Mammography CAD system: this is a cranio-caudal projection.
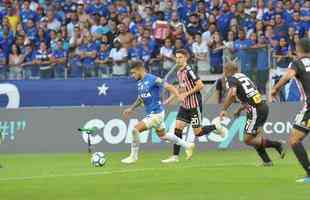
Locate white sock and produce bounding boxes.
[162,134,190,149]
[130,129,140,159]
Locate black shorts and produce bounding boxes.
[244,103,269,135]
[176,106,202,128]
[293,106,310,135]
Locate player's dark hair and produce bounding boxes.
[297,38,310,53]
[130,60,145,70]
[175,49,189,58]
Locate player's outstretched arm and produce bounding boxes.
[271,68,296,100]
[164,83,184,102]
[123,97,143,119]
[163,94,176,105]
[234,105,246,118]
[184,79,204,97]
[220,87,237,119]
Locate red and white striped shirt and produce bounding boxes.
[177,66,202,109]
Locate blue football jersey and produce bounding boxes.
[137,73,164,115]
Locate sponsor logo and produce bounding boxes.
[0,120,27,141]
[140,92,151,98]
[81,112,292,148]
[0,83,20,108]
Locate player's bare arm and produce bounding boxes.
[123,97,143,118]
[183,79,204,97]
[155,77,183,103]
[164,83,184,102]
[271,68,296,99]
[234,104,246,118]
[163,94,176,105]
[220,87,237,119]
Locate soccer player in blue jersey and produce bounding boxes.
[121,60,195,164]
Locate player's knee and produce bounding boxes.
[244,135,254,146]
[289,134,301,147]
[175,120,186,130]
[133,127,140,135]
[244,137,252,145]
[159,132,170,140]
[132,128,140,143]
[158,132,165,138]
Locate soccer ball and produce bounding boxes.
[91,152,106,167]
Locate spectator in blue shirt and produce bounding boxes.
[79,35,97,78]
[46,9,61,32]
[247,9,258,33]
[33,42,52,79]
[274,37,292,69]
[54,1,66,23]
[36,27,50,48]
[163,0,174,21]
[128,38,142,61]
[0,46,7,80]
[86,0,109,17]
[186,13,203,36]
[0,30,14,58]
[139,37,153,66]
[275,1,293,24]
[130,14,145,37]
[177,0,197,22]
[300,1,310,17]
[262,1,275,23]
[25,19,38,42]
[20,0,39,25]
[22,43,37,80]
[255,34,269,95]
[96,42,111,78]
[273,37,294,101]
[217,2,234,40]
[142,29,157,55]
[233,29,253,76]
[208,31,224,74]
[97,16,111,36]
[291,11,306,37]
[236,2,252,31]
[274,14,289,39]
[51,40,66,79]
[49,30,58,51]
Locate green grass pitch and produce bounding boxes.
[0,149,309,200]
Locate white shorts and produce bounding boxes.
[142,112,166,130]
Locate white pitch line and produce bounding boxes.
[0,162,256,182]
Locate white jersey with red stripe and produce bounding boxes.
[177,65,202,109]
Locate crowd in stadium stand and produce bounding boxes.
[0,0,309,81]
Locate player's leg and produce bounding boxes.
[161,119,187,163]
[193,124,227,138]
[243,105,273,166]
[0,130,2,168]
[290,128,310,182]
[290,108,310,183]
[244,131,273,166]
[121,121,148,164]
[156,128,195,160]
[258,104,285,158]
[192,107,227,138]
[162,106,190,163]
